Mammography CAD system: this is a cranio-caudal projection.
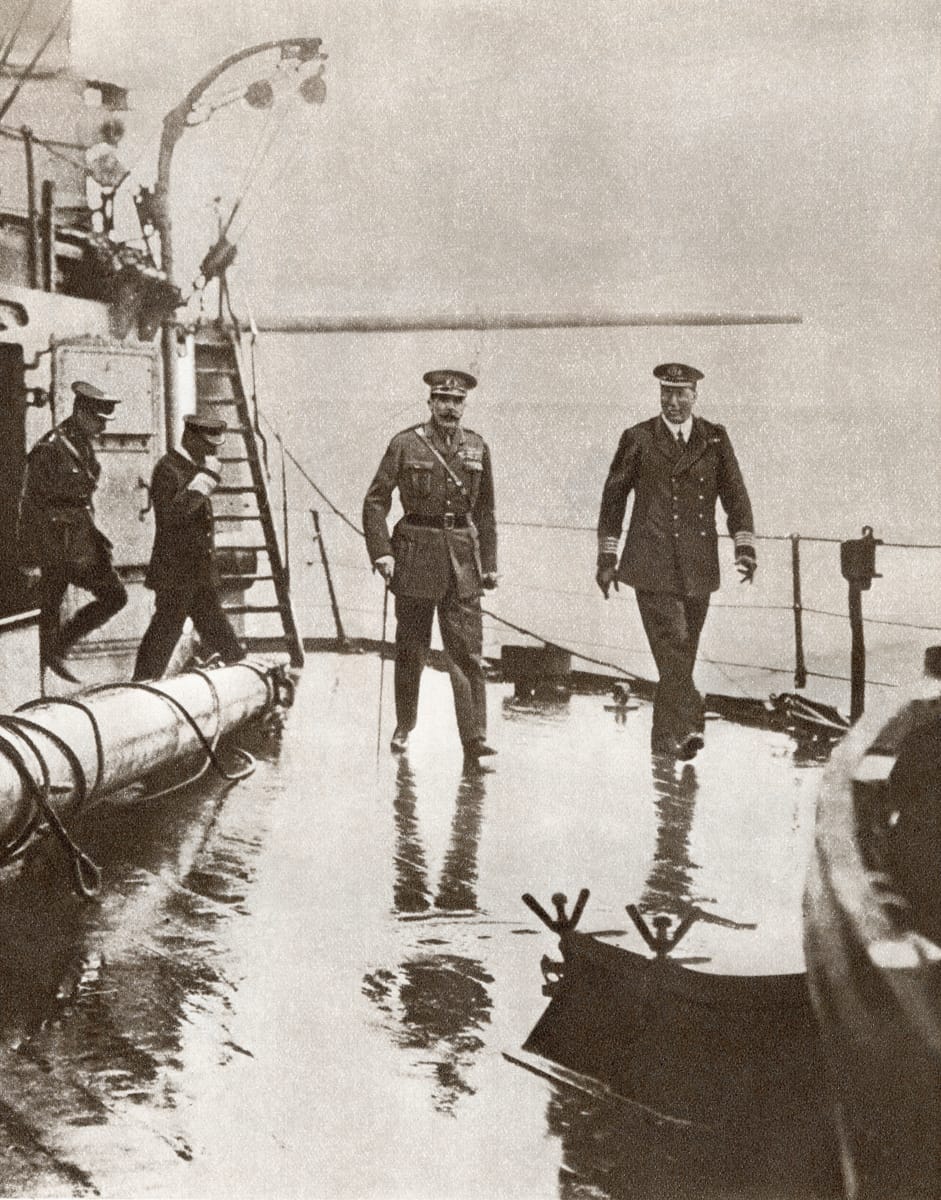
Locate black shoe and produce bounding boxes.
[390,726,410,753]
[675,732,705,761]
[45,655,81,684]
[463,739,497,758]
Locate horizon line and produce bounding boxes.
[248,311,804,335]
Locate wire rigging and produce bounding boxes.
[219,92,294,242]
[0,0,38,76]
[0,1,68,124]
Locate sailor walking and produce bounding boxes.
[17,380,128,682]
[133,413,244,680]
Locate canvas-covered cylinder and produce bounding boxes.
[0,662,276,843]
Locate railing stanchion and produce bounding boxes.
[840,526,882,723]
[310,509,348,648]
[277,432,290,589]
[790,533,807,689]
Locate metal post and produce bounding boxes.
[840,526,881,724]
[310,509,347,646]
[790,533,807,689]
[848,583,865,723]
[277,433,290,589]
[40,179,55,292]
[21,127,39,288]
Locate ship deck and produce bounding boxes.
[0,650,838,1198]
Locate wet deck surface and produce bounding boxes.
[0,653,839,1198]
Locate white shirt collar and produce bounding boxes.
[661,414,693,440]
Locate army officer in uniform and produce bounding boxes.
[17,380,128,682]
[595,363,756,759]
[133,413,244,681]
[363,369,497,759]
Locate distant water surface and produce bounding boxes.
[250,329,940,707]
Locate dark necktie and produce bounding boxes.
[675,429,685,452]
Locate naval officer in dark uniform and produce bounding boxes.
[133,413,244,681]
[363,369,498,758]
[596,363,756,759]
[17,380,128,682]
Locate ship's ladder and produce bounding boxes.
[193,327,304,667]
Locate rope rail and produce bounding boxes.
[236,358,935,705]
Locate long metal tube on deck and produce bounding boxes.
[0,663,277,843]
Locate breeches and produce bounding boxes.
[635,590,710,744]
[394,590,486,745]
[40,556,127,659]
[133,584,243,681]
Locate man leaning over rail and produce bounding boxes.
[595,362,756,760]
[363,369,498,761]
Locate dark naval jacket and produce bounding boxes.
[17,415,111,570]
[363,422,497,601]
[143,449,218,593]
[597,415,754,596]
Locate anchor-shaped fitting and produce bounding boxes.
[521,888,590,935]
[626,904,697,959]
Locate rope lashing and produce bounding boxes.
[0,714,100,898]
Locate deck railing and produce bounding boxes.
[250,407,941,720]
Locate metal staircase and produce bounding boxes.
[193,327,304,667]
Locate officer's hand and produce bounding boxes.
[187,471,218,497]
[373,555,394,583]
[595,564,619,599]
[20,566,40,584]
[202,454,222,477]
[736,556,757,584]
[481,572,498,590]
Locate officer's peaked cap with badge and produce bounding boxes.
[183,413,227,446]
[422,369,477,398]
[71,379,121,420]
[653,362,704,389]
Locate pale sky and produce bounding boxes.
[64,0,940,410]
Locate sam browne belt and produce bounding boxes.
[404,514,470,529]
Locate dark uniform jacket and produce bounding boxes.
[17,416,111,570]
[143,450,218,593]
[363,422,497,601]
[598,415,754,596]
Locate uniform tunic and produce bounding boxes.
[363,422,497,746]
[17,415,127,661]
[133,449,242,680]
[597,414,754,747]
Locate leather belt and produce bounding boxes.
[405,514,469,529]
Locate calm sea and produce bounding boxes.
[251,328,940,711]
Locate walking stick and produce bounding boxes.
[376,581,389,761]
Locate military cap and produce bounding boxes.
[71,379,121,419]
[422,369,477,397]
[183,413,227,445]
[653,362,704,388]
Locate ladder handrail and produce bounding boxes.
[193,328,304,668]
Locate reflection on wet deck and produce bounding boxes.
[0,652,836,1198]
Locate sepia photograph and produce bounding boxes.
[0,1,937,1196]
